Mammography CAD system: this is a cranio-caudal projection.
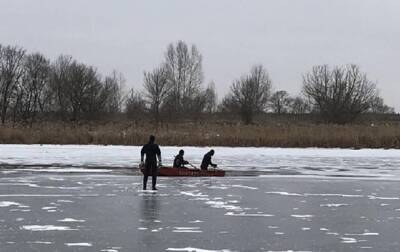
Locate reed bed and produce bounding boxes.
[1,121,400,148]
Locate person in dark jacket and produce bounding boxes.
[173,149,189,168]
[200,149,217,170]
[141,135,162,190]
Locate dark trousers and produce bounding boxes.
[143,161,157,190]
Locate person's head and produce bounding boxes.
[149,135,155,143]
[179,149,184,156]
[209,149,215,156]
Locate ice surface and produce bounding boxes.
[1,173,399,251]
[166,248,235,252]
[58,218,85,222]
[320,203,349,207]
[341,237,358,243]
[27,241,53,244]
[0,201,26,207]
[291,215,313,219]
[65,242,92,247]
[2,144,400,179]
[173,227,203,233]
[20,225,77,231]
[225,212,274,217]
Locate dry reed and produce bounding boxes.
[1,121,400,148]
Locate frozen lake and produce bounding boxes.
[1,145,400,179]
[1,145,400,251]
[1,173,400,251]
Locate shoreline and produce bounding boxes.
[0,143,400,150]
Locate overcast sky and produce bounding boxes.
[0,0,399,110]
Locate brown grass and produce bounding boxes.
[1,121,400,148]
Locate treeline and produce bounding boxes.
[0,41,395,126]
[0,45,124,125]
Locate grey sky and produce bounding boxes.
[1,0,399,110]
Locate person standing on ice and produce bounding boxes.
[200,149,217,170]
[173,149,189,168]
[141,135,162,190]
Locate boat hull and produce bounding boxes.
[140,166,225,177]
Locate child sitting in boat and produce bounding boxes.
[173,149,189,168]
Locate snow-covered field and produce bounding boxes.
[1,144,400,179]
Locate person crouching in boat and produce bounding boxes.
[173,149,189,168]
[200,149,217,170]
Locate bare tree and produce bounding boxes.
[143,65,169,123]
[203,81,217,114]
[103,70,125,114]
[222,65,272,124]
[49,55,73,119]
[289,96,311,114]
[15,53,50,124]
[67,62,102,120]
[220,94,240,114]
[368,96,395,114]
[270,90,291,114]
[125,89,147,119]
[0,45,25,124]
[50,55,109,121]
[163,41,204,114]
[303,64,378,124]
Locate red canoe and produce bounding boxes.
[140,166,225,177]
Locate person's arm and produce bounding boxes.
[140,146,145,164]
[156,146,162,166]
[157,154,162,166]
[209,155,217,168]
